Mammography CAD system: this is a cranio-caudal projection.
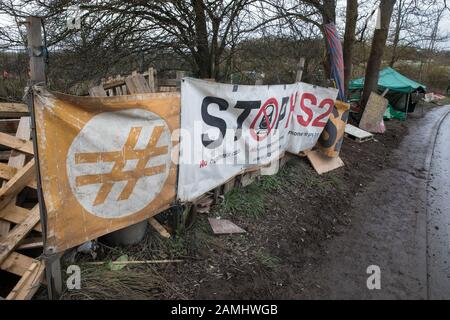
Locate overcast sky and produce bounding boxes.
[440,10,450,49]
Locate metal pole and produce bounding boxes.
[405,92,410,120]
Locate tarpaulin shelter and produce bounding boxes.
[349,67,426,118]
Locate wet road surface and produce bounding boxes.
[307,105,450,299]
[427,109,450,299]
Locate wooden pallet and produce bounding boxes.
[92,68,186,97]
[0,103,29,119]
[344,124,374,143]
[0,117,44,300]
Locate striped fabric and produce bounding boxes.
[324,23,345,101]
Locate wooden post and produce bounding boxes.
[88,85,107,97]
[148,67,156,93]
[296,57,306,82]
[25,16,62,300]
[176,71,186,90]
[26,17,45,85]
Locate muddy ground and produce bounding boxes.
[41,104,433,300]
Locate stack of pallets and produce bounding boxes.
[89,68,186,96]
[0,103,44,300]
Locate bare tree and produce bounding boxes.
[361,0,396,109]
[0,1,281,79]
[388,0,446,67]
[343,0,358,96]
[268,0,337,78]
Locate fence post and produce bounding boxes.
[296,57,306,82]
[148,67,156,93]
[25,16,63,300]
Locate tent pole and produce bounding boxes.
[405,93,410,120]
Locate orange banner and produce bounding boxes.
[34,89,179,252]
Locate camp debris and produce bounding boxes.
[359,92,389,133]
[208,217,246,235]
[306,150,345,175]
[350,67,427,117]
[384,105,406,121]
[345,124,374,143]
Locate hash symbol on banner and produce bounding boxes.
[74,125,168,206]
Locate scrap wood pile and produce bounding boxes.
[89,68,186,97]
[0,102,44,300]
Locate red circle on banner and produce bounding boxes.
[250,98,279,141]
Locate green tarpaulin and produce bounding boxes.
[349,67,426,94]
[384,104,406,121]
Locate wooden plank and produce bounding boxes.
[159,86,178,92]
[147,67,156,93]
[148,217,171,238]
[86,259,183,266]
[223,178,236,194]
[240,170,259,187]
[0,159,35,210]
[0,205,40,265]
[18,239,43,250]
[306,150,344,175]
[0,203,42,232]
[0,117,32,237]
[114,85,123,96]
[125,73,152,94]
[0,252,34,277]
[360,92,389,133]
[0,163,37,189]
[208,218,246,235]
[0,103,29,118]
[88,85,107,97]
[0,119,20,134]
[0,132,34,155]
[102,79,126,90]
[345,124,374,143]
[102,75,126,90]
[196,194,214,212]
[6,260,45,300]
[158,79,178,87]
[0,162,17,178]
[0,150,12,161]
[213,186,221,204]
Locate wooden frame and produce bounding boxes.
[93,68,184,97]
[0,120,44,300]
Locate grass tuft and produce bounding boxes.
[254,249,281,269]
[216,183,266,218]
[60,265,184,300]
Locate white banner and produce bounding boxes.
[178,78,338,201]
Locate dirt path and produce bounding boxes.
[302,106,450,299]
[58,105,450,301]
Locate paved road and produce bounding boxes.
[308,105,450,299]
[427,108,450,299]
